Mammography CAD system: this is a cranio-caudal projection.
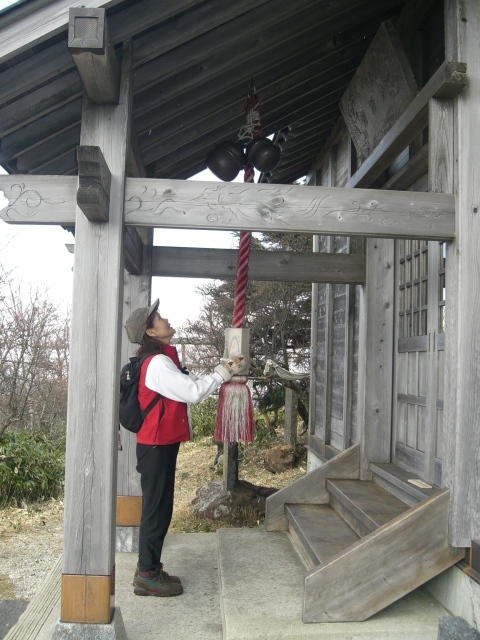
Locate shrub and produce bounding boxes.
[190,396,218,440]
[0,430,65,506]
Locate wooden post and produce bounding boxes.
[116,228,152,540]
[358,238,395,479]
[443,0,480,547]
[59,42,132,625]
[284,387,298,445]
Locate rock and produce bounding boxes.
[191,480,278,524]
[263,443,307,473]
[438,617,480,639]
[264,445,296,473]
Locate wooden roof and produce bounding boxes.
[0,0,406,183]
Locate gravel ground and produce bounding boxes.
[0,437,306,603]
[0,499,63,601]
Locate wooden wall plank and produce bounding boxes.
[442,0,480,548]
[62,43,132,577]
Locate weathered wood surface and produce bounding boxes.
[265,443,359,531]
[0,0,123,66]
[62,43,132,577]
[346,61,467,189]
[117,228,152,499]
[321,237,334,445]
[340,21,418,163]
[76,145,111,221]
[326,479,409,537]
[124,179,455,239]
[0,176,77,224]
[286,504,359,566]
[68,8,120,105]
[284,388,298,445]
[382,143,429,191]
[303,489,464,622]
[443,0,480,548]
[358,239,395,478]
[151,246,366,284]
[0,177,456,240]
[0,0,204,67]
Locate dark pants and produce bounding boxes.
[136,442,180,572]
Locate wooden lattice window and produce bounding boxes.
[399,239,428,338]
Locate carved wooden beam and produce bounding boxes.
[68,8,120,105]
[124,179,455,240]
[76,145,111,221]
[151,246,366,283]
[0,176,455,240]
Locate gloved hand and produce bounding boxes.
[214,355,247,382]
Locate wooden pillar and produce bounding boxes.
[60,43,132,624]
[308,233,320,446]
[116,228,152,534]
[358,238,395,479]
[443,0,480,547]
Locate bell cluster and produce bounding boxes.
[206,137,281,182]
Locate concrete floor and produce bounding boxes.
[15,528,451,640]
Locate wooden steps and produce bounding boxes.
[265,448,465,623]
[326,479,409,537]
[286,504,359,567]
[370,462,441,507]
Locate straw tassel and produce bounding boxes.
[214,376,254,443]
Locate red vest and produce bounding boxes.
[137,345,190,445]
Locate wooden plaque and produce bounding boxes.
[340,21,418,163]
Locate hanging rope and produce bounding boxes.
[214,86,261,444]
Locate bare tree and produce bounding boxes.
[0,262,70,439]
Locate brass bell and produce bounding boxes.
[245,137,281,173]
[206,141,246,182]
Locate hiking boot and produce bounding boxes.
[134,569,183,597]
[132,562,181,586]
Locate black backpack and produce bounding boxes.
[119,355,161,433]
